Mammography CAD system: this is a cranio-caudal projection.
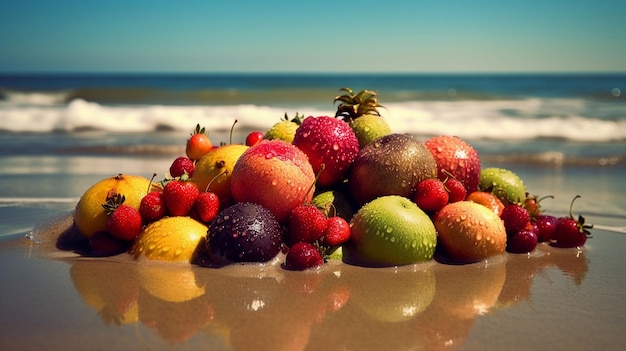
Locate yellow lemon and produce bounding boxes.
[129,216,207,263]
[137,264,206,303]
[74,173,157,238]
[192,144,248,206]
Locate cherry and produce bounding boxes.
[506,228,538,254]
[533,214,558,242]
[444,177,467,203]
[322,216,351,247]
[169,156,195,178]
[284,242,323,271]
[500,204,530,234]
[245,131,265,146]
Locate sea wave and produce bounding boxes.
[0,97,625,142]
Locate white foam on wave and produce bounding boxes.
[0,98,624,142]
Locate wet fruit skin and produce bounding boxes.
[434,201,507,263]
[207,202,284,265]
[230,140,316,223]
[348,133,437,206]
[284,242,324,271]
[478,167,527,205]
[424,135,482,194]
[74,174,156,238]
[506,228,538,254]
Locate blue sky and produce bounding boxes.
[1,0,625,73]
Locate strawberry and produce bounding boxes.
[245,131,265,146]
[169,156,195,178]
[552,195,593,248]
[194,191,220,223]
[186,124,213,161]
[413,178,449,213]
[265,112,303,143]
[287,204,328,245]
[162,174,200,216]
[322,216,351,247]
[103,194,143,241]
[444,177,467,203]
[500,204,531,235]
[424,135,481,194]
[284,242,324,271]
[292,116,359,188]
[139,191,166,223]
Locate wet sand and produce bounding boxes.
[0,200,624,351]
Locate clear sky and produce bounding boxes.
[1,0,625,73]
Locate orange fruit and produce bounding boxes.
[192,144,248,207]
[466,191,505,216]
[74,174,157,238]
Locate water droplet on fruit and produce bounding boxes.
[390,237,396,242]
[476,233,482,240]
[332,143,339,151]
[161,246,170,253]
[174,248,183,256]
[460,214,467,221]
[265,153,274,159]
[271,179,278,186]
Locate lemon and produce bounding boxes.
[137,264,206,303]
[129,216,207,263]
[192,144,248,205]
[74,173,156,238]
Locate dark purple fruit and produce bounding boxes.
[207,202,283,264]
[506,228,538,254]
[533,214,557,242]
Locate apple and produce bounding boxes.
[346,195,437,267]
[478,167,527,205]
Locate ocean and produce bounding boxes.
[1,73,625,237]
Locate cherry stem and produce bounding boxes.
[537,195,555,203]
[569,194,581,219]
[147,172,157,194]
[205,170,228,192]
[229,119,238,145]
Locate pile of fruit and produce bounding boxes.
[72,88,593,270]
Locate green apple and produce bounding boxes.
[347,195,437,267]
[478,167,527,205]
[349,114,392,148]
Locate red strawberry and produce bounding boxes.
[139,191,166,223]
[444,177,467,203]
[292,116,359,188]
[284,242,324,270]
[322,216,351,247]
[287,204,328,245]
[169,156,195,178]
[103,194,143,241]
[245,131,265,146]
[194,191,220,223]
[424,135,481,194]
[413,178,449,213]
[162,174,200,216]
[552,195,592,248]
[500,204,530,235]
[186,124,213,161]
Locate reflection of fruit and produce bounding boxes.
[129,216,207,263]
[192,144,248,207]
[349,267,435,323]
[230,140,316,222]
[74,174,155,238]
[137,264,206,303]
[478,167,527,205]
[434,259,507,319]
[434,201,506,263]
[348,133,436,206]
[69,260,140,326]
[348,195,437,266]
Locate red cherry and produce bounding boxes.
[413,178,449,213]
[284,242,323,271]
[245,131,265,146]
[169,156,195,178]
[444,177,467,203]
[506,228,538,254]
[322,216,351,247]
[551,195,593,248]
[195,191,220,223]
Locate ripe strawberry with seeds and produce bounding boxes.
[292,116,359,188]
[322,216,351,247]
[413,178,449,213]
[284,242,324,271]
[162,174,200,216]
[186,124,213,161]
[103,194,143,241]
[552,195,593,248]
[169,156,195,178]
[194,191,220,223]
[287,204,328,246]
